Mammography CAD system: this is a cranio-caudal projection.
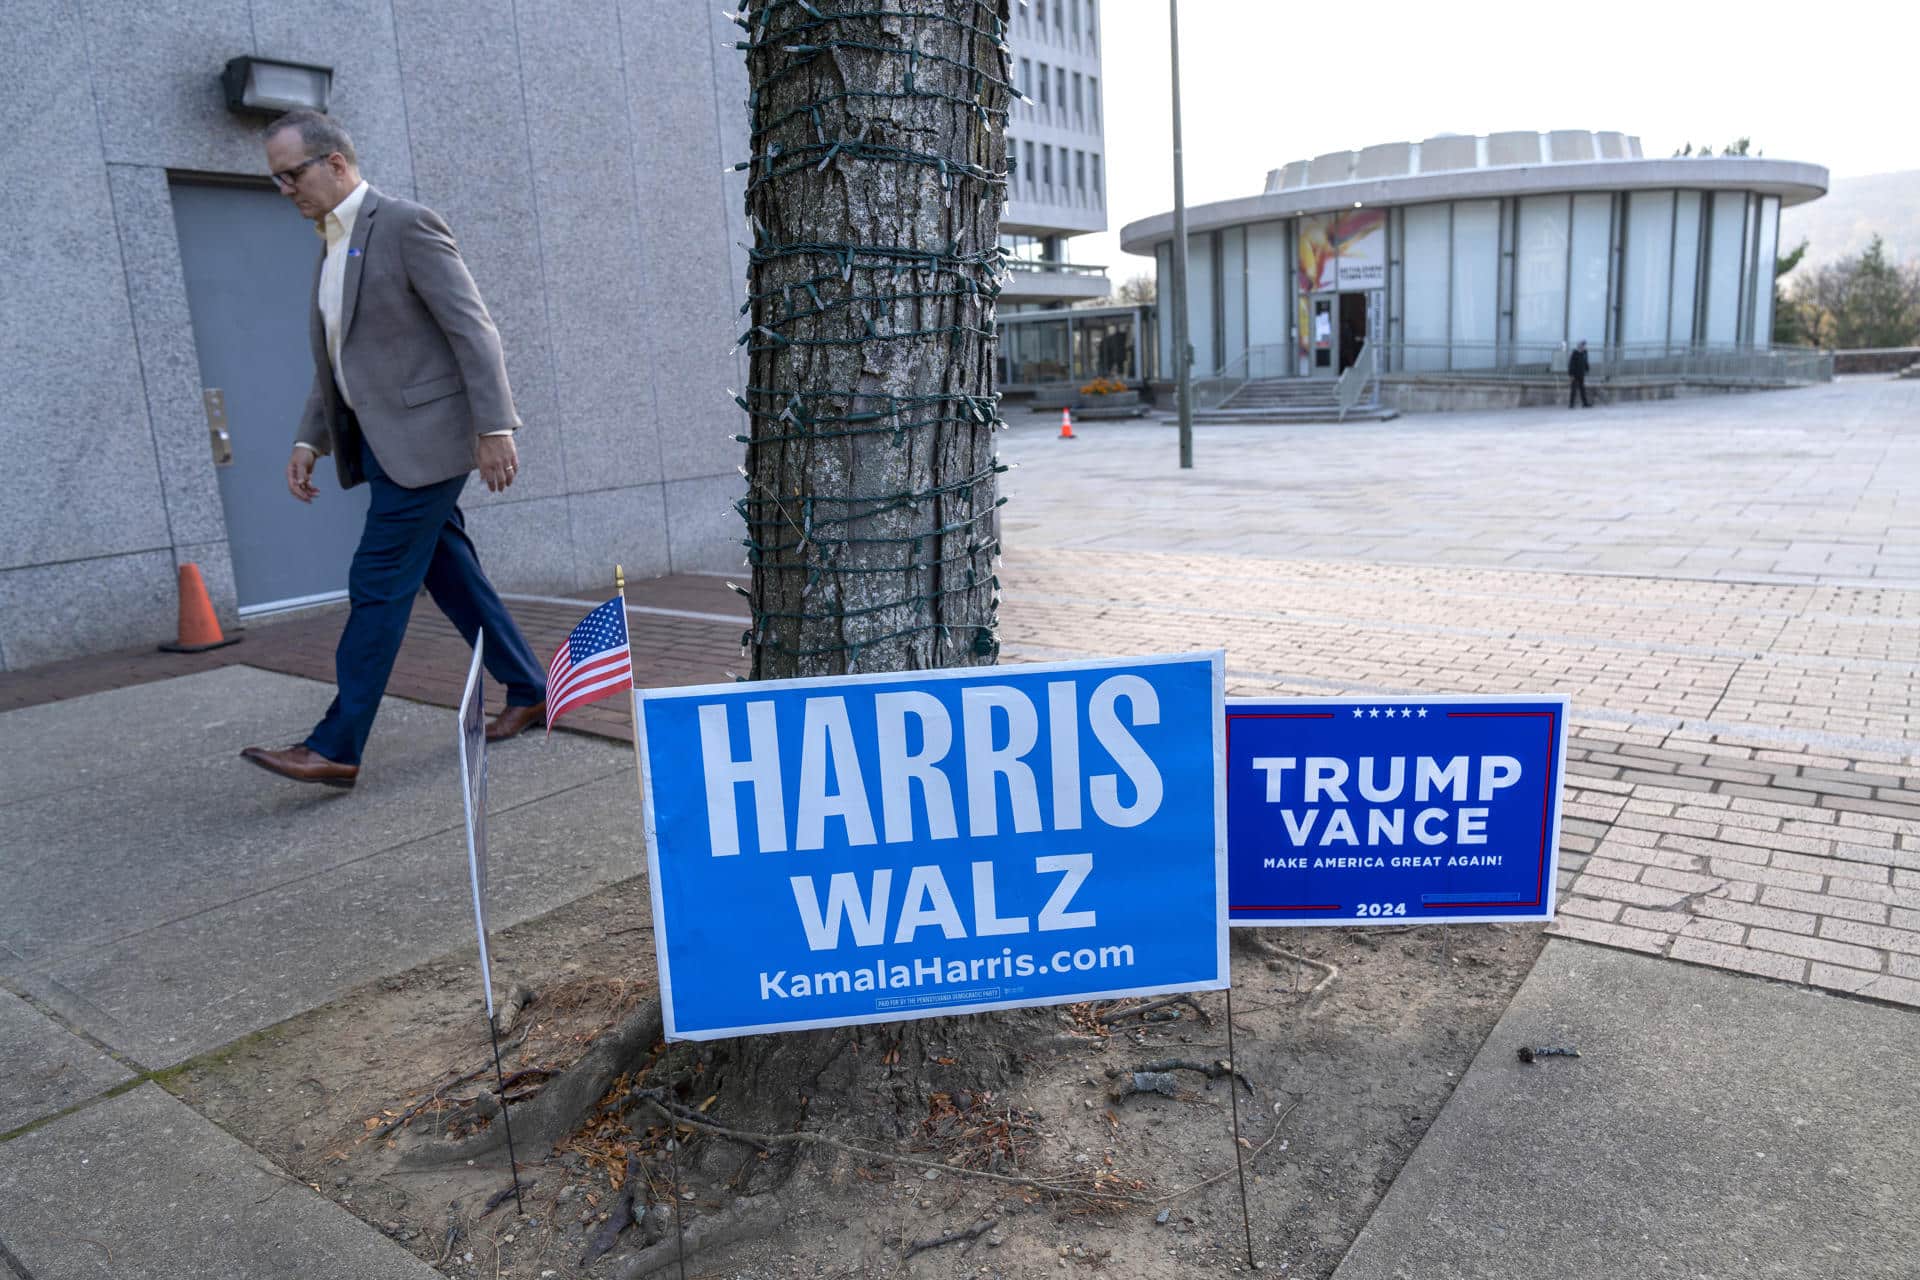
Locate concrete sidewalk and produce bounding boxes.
[1333,940,1920,1280]
[0,668,651,1277]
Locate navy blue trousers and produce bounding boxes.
[306,445,545,766]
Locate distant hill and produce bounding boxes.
[1779,169,1920,278]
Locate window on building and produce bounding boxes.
[1620,191,1675,347]
[1054,0,1063,34]
[1041,144,1052,195]
[1091,153,1102,198]
[1076,150,1086,201]
[1670,191,1703,345]
[1056,67,1067,124]
[1023,141,1036,196]
[1089,76,1100,125]
[1000,235,1065,267]
[1020,58,1032,106]
[1072,72,1083,126]
[1036,61,1048,109]
[1070,0,1080,40]
[1087,0,1097,49]
[1035,0,1046,35]
[1569,192,1612,349]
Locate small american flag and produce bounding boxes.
[546,597,632,732]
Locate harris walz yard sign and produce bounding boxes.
[636,654,1227,1041]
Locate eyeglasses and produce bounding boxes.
[270,154,329,190]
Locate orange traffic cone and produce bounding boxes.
[1058,407,1077,440]
[160,562,241,653]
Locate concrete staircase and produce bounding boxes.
[1195,376,1399,423]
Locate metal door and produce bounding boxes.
[1309,294,1337,376]
[170,180,368,612]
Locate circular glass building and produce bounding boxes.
[1121,131,1827,389]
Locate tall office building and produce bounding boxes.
[1002,0,1109,311]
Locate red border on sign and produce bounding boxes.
[1226,706,1559,916]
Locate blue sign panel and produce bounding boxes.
[1227,697,1567,926]
[638,653,1227,1040]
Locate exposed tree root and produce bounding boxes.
[1108,1058,1254,1096]
[907,1217,997,1258]
[1097,994,1210,1026]
[479,1177,534,1219]
[1237,933,1341,997]
[581,1152,645,1266]
[492,983,535,1037]
[609,1193,784,1280]
[401,997,662,1167]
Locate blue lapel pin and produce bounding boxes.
[348,247,362,257]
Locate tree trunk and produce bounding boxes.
[740,0,1009,678]
[698,0,1019,1157]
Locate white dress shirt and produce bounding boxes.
[318,180,371,411]
[294,181,510,460]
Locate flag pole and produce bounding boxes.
[618,566,646,804]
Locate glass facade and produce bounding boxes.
[1246,220,1291,364]
[998,306,1155,387]
[1620,191,1674,346]
[1186,232,1216,378]
[1750,195,1779,347]
[1515,195,1570,353]
[1567,193,1611,350]
[1150,186,1783,378]
[1703,191,1747,346]
[1220,226,1247,369]
[1451,200,1500,367]
[1401,204,1449,371]
[1669,191,1702,345]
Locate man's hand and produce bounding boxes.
[287,448,318,503]
[477,434,520,493]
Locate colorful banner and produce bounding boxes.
[1296,209,1387,293]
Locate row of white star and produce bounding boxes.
[1352,707,1430,718]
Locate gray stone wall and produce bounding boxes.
[0,0,750,670]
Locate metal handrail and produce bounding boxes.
[1336,342,1376,420]
[1003,259,1108,277]
[1378,340,1833,384]
[1192,342,1295,409]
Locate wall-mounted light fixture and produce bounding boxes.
[222,56,333,116]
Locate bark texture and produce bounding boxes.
[740,0,1010,679]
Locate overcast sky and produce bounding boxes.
[1077,0,1920,279]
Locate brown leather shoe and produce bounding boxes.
[486,701,546,742]
[240,744,359,788]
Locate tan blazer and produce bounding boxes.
[295,187,520,490]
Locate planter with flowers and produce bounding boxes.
[1071,375,1145,418]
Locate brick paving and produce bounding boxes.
[3,381,1914,1008]
[0,575,749,741]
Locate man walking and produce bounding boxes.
[241,111,546,789]
[1568,339,1592,409]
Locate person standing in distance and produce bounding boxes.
[1568,339,1592,409]
[241,111,547,789]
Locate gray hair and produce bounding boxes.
[268,109,358,166]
